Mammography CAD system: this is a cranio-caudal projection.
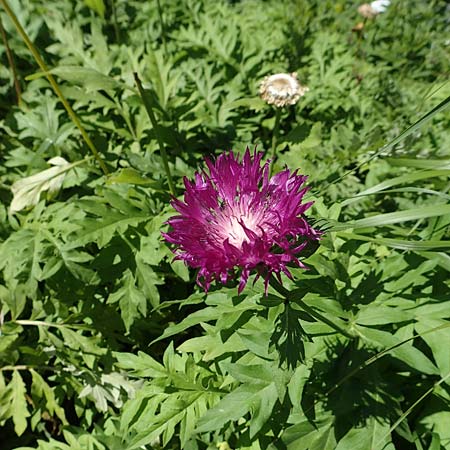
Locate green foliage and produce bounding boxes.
[0,0,449,449]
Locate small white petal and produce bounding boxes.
[10,157,71,213]
[370,0,390,13]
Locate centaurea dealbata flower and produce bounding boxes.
[163,149,321,293]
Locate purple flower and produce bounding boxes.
[163,149,321,293]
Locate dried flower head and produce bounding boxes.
[259,72,309,107]
[358,3,377,18]
[163,149,321,293]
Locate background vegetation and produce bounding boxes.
[0,0,449,449]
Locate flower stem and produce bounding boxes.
[0,13,21,105]
[0,0,109,175]
[270,107,282,175]
[155,0,168,56]
[269,275,353,338]
[134,73,176,196]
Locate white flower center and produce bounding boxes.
[223,213,260,248]
[265,74,298,98]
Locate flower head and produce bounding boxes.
[259,72,309,108]
[358,0,390,18]
[163,149,321,293]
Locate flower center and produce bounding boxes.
[222,213,260,248]
[268,78,293,96]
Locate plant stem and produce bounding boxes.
[269,275,353,338]
[155,0,167,56]
[270,107,282,175]
[0,364,60,372]
[110,0,120,43]
[316,94,450,196]
[376,370,450,448]
[134,72,176,196]
[0,13,21,104]
[0,0,109,175]
[14,319,89,329]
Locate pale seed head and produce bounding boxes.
[259,72,309,108]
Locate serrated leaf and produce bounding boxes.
[71,202,148,248]
[11,370,30,436]
[114,351,166,378]
[108,269,147,331]
[195,382,278,437]
[31,370,67,424]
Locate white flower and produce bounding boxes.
[10,156,71,213]
[358,0,390,18]
[259,72,309,108]
[370,0,390,13]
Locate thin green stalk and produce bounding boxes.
[270,107,282,175]
[316,94,450,196]
[269,275,353,338]
[325,322,450,399]
[134,72,175,195]
[298,322,450,421]
[14,319,90,330]
[110,0,120,43]
[0,13,21,104]
[155,0,167,56]
[0,0,109,175]
[0,364,60,372]
[375,370,450,448]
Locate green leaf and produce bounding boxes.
[225,97,267,112]
[332,204,450,231]
[356,305,414,326]
[335,419,394,450]
[415,319,450,377]
[152,295,263,345]
[31,370,67,424]
[418,251,450,272]
[11,370,30,436]
[357,326,438,375]
[222,362,288,401]
[28,66,123,92]
[70,200,148,248]
[178,332,247,361]
[387,158,450,170]
[288,365,311,408]
[106,168,161,188]
[114,351,166,378]
[342,169,450,206]
[195,382,278,438]
[338,233,450,251]
[84,0,105,18]
[274,417,333,449]
[108,269,147,331]
[135,255,162,308]
[310,423,337,450]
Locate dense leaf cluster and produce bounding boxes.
[0,0,449,449]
